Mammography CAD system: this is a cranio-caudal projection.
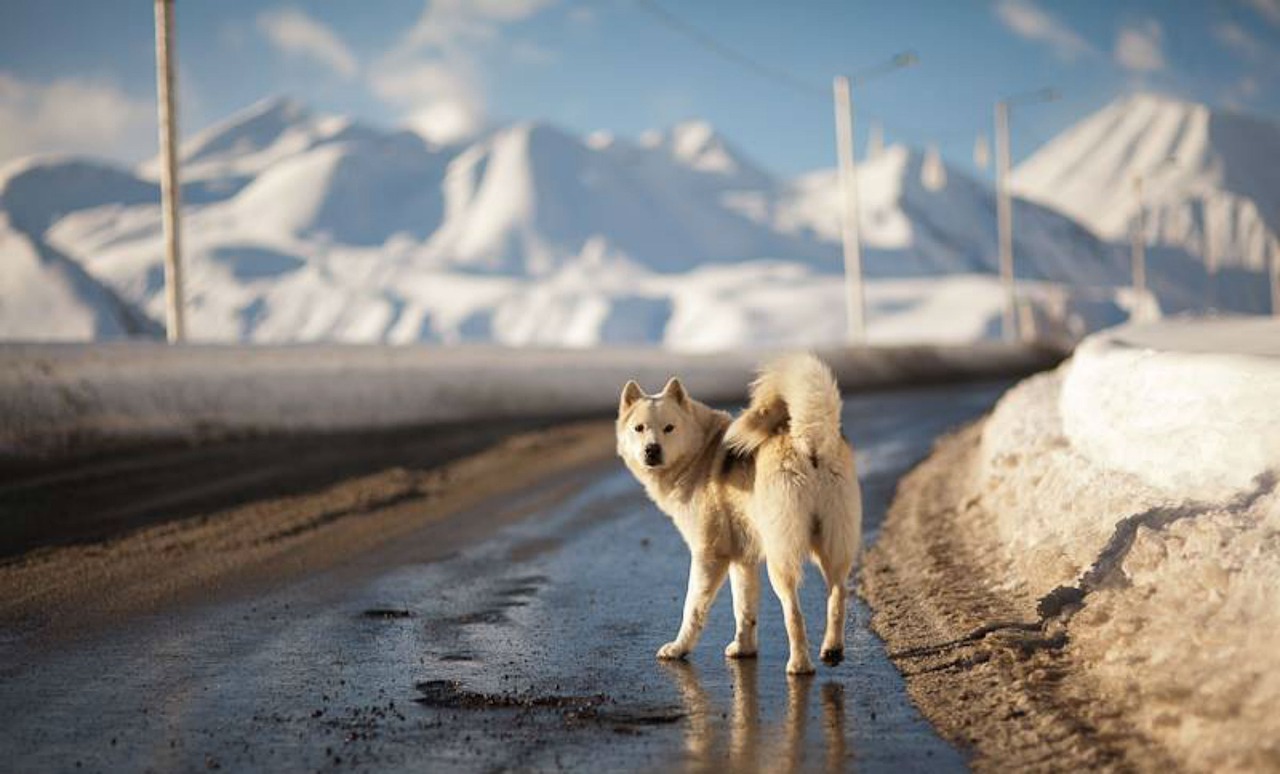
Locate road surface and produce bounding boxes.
[0,381,1008,772]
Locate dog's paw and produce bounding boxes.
[724,641,758,659]
[820,646,845,666]
[786,655,816,675]
[656,641,690,660]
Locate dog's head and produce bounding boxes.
[616,377,701,474]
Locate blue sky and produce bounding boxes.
[1,0,1278,179]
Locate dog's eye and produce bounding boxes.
[664,424,675,434]
[634,424,644,433]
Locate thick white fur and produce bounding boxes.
[617,354,862,675]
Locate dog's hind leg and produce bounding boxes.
[766,561,815,675]
[658,555,729,660]
[816,553,852,665]
[724,562,760,658]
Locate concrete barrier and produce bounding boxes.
[0,341,1064,461]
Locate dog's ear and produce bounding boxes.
[619,380,644,413]
[660,377,688,407]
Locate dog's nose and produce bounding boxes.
[643,443,663,466]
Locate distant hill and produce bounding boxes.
[5,93,1266,345]
[1013,93,1278,312]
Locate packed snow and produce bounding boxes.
[1061,319,1280,501]
[7,94,1265,348]
[971,317,1280,771]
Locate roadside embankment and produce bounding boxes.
[0,340,1060,461]
[864,317,1280,772]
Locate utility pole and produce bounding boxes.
[830,51,917,346]
[833,75,864,345]
[1205,205,1217,311]
[1271,237,1279,317]
[1131,174,1147,298]
[994,100,1015,341]
[993,87,1058,342]
[154,0,186,342]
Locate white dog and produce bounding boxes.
[616,353,862,674]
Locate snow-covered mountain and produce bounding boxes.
[0,157,161,339]
[5,94,1250,347]
[1013,94,1279,294]
[772,144,1123,286]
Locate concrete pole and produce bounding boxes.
[1204,204,1217,311]
[1271,237,1279,317]
[1131,175,1147,297]
[994,101,1016,341]
[832,76,865,345]
[154,0,186,342]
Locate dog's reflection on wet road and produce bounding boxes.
[661,659,851,773]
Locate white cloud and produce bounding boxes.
[1235,75,1261,98]
[369,0,558,144]
[567,6,596,26]
[1214,21,1269,64]
[0,72,155,163]
[1245,0,1280,27]
[369,60,484,144]
[394,0,557,51]
[993,0,1092,61]
[257,7,358,80]
[1114,19,1166,73]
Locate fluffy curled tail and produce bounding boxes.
[725,353,843,462]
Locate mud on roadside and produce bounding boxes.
[860,422,1177,773]
[0,419,616,650]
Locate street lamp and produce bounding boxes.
[154,0,186,342]
[994,87,1058,342]
[832,51,918,345]
[1131,157,1180,320]
[1271,237,1279,318]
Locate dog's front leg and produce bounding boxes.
[724,562,759,658]
[658,555,728,660]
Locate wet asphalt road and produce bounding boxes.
[0,381,1008,772]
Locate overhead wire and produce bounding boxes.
[631,0,988,150]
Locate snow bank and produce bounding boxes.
[0,340,1059,461]
[1061,318,1280,502]
[972,317,1280,771]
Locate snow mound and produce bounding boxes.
[972,317,1280,771]
[1061,318,1280,501]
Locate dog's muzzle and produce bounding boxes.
[643,443,663,467]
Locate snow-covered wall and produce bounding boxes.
[0,341,1059,460]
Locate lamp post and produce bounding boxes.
[832,51,918,346]
[1131,174,1148,299]
[1271,236,1279,317]
[1130,158,1181,320]
[994,87,1058,342]
[154,0,186,342]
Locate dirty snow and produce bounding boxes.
[972,317,1280,771]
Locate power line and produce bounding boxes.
[634,0,827,99]
[633,0,990,153]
